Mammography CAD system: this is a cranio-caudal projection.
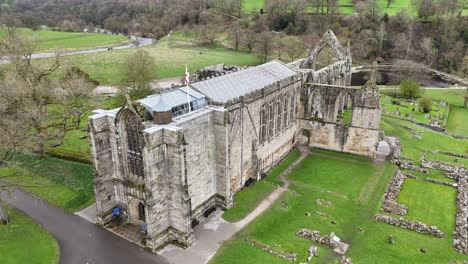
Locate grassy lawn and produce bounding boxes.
[50,37,259,86]
[223,150,301,222]
[423,89,468,136]
[211,148,467,263]
[380,116,468,161]
[381,94,448,125]
[399,178,457,234]
[289,151,376,201]
[0,28,129,53]
[264,150,301,186]
[243,0,265,12]
[0,155,94,212]
[381,88,468,136]
[446,106,468,136]
[0,209,59,264]
[426,152,468,167]
[222,181,276,222]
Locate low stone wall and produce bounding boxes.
[296,229,332,247]
[421,152,465,173]
[340,256,353,264]
[425,177,458,187]
[433,150,468,159]
[245,237,297,261]
[454,173,468,254]
[391,156,428,173]
[375,214,444,238]
[381,170,409,215]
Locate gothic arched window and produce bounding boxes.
[122,110,144,177]
[275,98,282,133]
[283,94,289,127]
[259,104,267,142]
[289,95,295,123]
[268,101,274,138]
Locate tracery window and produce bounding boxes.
[283,94,289,127]
[289,95,295,122]
[275,98,282,133]
[268,101,274,138]
[259,105,267,142]
[123,111,144,177]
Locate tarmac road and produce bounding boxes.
[0,188,171,264]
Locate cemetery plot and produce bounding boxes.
[381,95,449,129]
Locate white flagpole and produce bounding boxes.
[186,65,191,113]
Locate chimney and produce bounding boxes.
[152,97,172,125]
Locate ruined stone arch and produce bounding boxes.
[306,31,348,71]
[296,128,311,146]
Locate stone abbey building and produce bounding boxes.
[88,31,382,250]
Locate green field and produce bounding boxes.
[52,37,259,86]
[0,154,94,212]
[423,89,468,136]
[0,28,129,53]
[242,0,466,16]
[0,209,59,264]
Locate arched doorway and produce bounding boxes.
[138,202,145,222]
[299,130,311,145]
[128,198,146,223]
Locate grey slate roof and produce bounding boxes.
[137,87,205,114]
[191,60,298,103]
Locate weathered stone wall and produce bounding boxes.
[381,170,410,215]
[375,214,444,238]
[89,112,118,223]
[454,171,468,254]
[143,125,194,249]
[175,111,217,210]
[227,77,301,193]
[343,127,380,157]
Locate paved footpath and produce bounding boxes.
[0,188,171,264]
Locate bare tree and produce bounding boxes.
[0,27,62,155]
[228,22,243,51]
[256,31,273,63]
[202,24,219,45]
[275,31,286,60]
[391,59,427,84]
[417,0,436,19]
[61,66,98,130]
[378,22,386,56]
[386,0,394,8]
[285,40,306,62]
[244,29,257,53]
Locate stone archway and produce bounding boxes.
[128,198,145,223]
[298,129,311,146]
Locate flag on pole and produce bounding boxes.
[185,65,191,113]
